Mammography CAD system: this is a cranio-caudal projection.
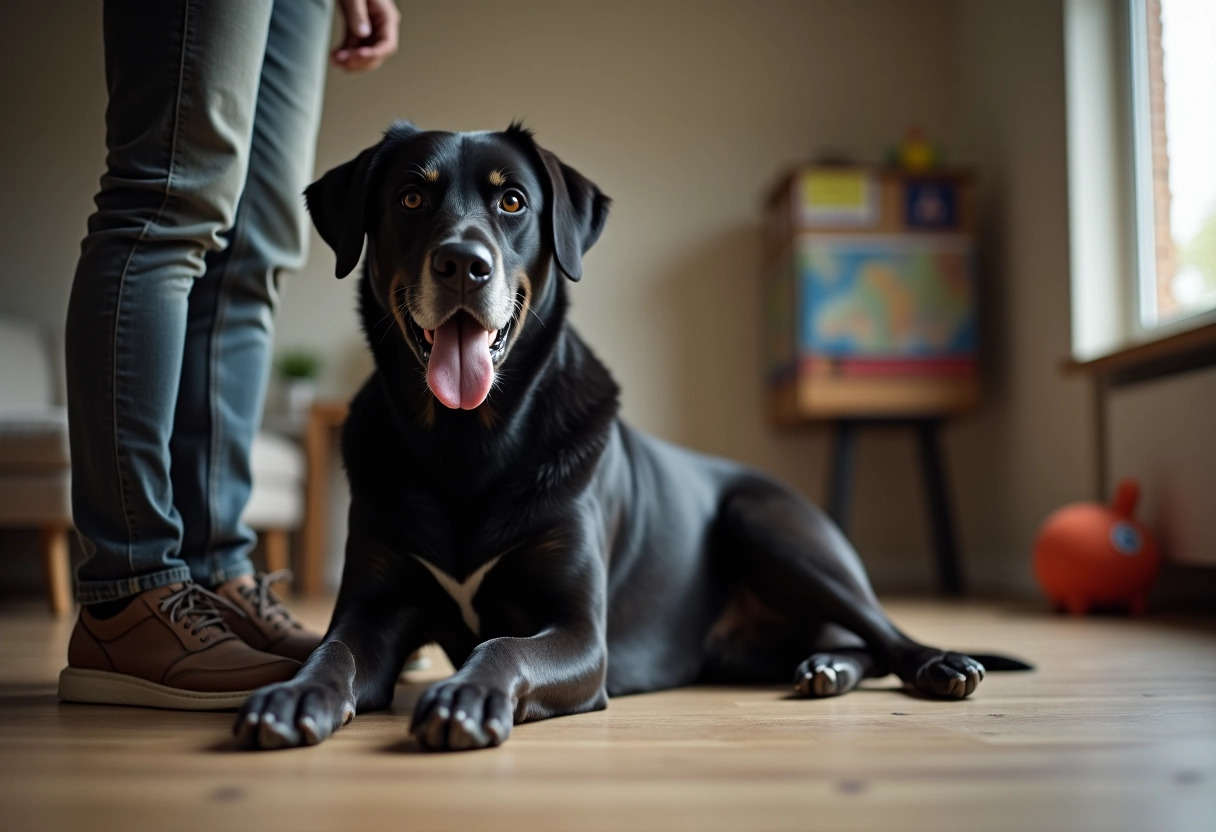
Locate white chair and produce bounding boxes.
[0,316,305,614]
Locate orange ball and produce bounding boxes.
[1032,479,1161,615]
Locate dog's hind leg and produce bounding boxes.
[699,593,877,697]
[715,477,985,700]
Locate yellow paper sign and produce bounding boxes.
[800,170,876,226]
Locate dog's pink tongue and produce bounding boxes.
[427,315,494,410]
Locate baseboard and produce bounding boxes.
[1148,562,1216,614]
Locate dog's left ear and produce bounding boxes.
[535,148,611,282]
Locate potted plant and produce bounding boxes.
[277,348,322,424]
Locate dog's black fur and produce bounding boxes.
[236,124,1027,751]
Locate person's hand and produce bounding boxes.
[333,0,400,73]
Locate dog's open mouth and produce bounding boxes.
[407,310,510,410]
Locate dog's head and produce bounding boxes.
[305,123,610,411]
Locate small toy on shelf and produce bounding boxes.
[1033,479,1161,615]
[887,126,941,173]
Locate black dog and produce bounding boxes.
[236,123,1024,751]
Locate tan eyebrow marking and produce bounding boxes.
[488,170,507,187]
[424,168,439,182]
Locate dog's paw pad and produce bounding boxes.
[912,652,986,699]
[410,681,513,751]
[793,653,863,698]
[234,681,354,750]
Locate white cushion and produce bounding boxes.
[0,467,303,530]
[0,317,55,409]
[242,482,303,529]
[250,431,305,486]
[0,406,70,470]
[0,469,71,525]
[243,432,304,530]
[0,427,303,528]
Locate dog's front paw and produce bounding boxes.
[911,651,985,699]
[410,680,512,751]
[235,679,355,749]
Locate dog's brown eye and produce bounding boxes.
[401,189,424,210]
[499,191,525,214]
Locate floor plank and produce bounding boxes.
[1,599,1213,832]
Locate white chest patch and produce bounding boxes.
[411,554,503,636]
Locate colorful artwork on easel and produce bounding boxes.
[798,235,976,375]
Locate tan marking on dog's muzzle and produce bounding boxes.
[514,270,533,340]
[388,270,411,341]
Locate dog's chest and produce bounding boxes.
[411,553,503,636]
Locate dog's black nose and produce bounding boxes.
[430,241,494,290]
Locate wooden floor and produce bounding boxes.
[1,599,1214,832]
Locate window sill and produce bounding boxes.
[1065,320,1216,386]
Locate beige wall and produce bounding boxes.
[0,1,106,341]
[1109,366,1216,568]
[944,0,1095,593]
[0,0,1101,596]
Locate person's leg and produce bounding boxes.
[172,0,333,589]
[59,0,317,709]
[66,0,275,604]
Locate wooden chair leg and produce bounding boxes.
[39,527,73,616]
[262,529,290,596]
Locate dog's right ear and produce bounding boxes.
[304,148,378,279]
[306,122,423,278]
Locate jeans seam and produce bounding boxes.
[204,192,253,584]
[107,0,195,578]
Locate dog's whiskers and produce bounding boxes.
[512,294,545,330]
[369,308,399,344]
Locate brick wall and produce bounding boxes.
[1147,0,1176,319]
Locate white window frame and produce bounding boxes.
[1065,0,1216,363]
[1126,0,1160,333]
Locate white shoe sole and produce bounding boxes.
[397,652,432,683]
[58,667,254,711]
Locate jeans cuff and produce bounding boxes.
[75,566,194,605]
[197,556,255,588]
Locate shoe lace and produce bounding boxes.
[238,570,298,633]
[159,583,246,641]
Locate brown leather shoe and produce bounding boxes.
[213,571,322,663]
[58,583,301,710]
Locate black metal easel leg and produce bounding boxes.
[915,419,965,596]
[826,420,857,533]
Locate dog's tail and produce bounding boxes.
[967,653,1034,672]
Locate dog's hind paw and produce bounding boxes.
[793,653,865,698]
[410,680,513,751]
[910,651,985,699]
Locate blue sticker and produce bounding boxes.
[905,181,957,229]
[1110,523,1142,556]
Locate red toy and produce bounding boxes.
[1033,479,1161,615]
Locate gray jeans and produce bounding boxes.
[66,0,332,603]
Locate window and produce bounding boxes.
[1065,0,1216,362]
[1129,0,1216,330]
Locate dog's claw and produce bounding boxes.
[912,652,986,699]
[412,680,512,751]
[299,717,320,746]
[793,653,864,698]
[235,680,355,750]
